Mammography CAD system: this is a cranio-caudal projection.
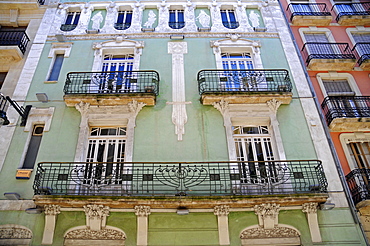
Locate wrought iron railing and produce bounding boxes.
[60,24,77,32]
[114,23,131,30]
[332,2,370,22]
[301,42,356,65]
[64,71,160,95]
[321,96,370,125]
[0,93,9,125]
[198,69,292,94]
[169,22,185,29]
[0,31,30,54]
[286,3,331,21]
[222,21,239,29]
[352,42,370,66]
[346,168,370,205]
[33,160,327,197]
[38,0,45,5]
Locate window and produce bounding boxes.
[221,53,255,90]
[47,54,64,81]
[0,72,7,89]
[61,11,80,31]
[84,127,127,185]
[115,11,133,30]
[100,54,135,92]
[304,33,333,55]
[291,2,312,14]
[322,79,355,96]
[348,142,370,169]
[169,9,185,29]
[233,125,276,184]
[221,9,239,29]
[22,125,44,169]
[352,33,370,64]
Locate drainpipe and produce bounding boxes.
[277,1,369,245]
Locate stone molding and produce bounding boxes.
[254,203,280,229]
[134,205,151,217]
[0,225,32,239]
[44,204,61,216]
[65,228,126,240]
[84,204,110,220]
[240,226,300,239]
[302,202,318,214]
[214,205,230,216]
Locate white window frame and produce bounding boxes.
[211,38,263,70]
[340,132,370,171]
[316,72,361,97]
[45,43,72,83]
[299,27,335,44]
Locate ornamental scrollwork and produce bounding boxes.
[214,205,230,216]
[65,228,126,240]
[84,204,110,220]
[134,205,151,217]
[240,226,300,239]
[44,204,61,216]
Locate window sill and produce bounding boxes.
[44,80,57,84]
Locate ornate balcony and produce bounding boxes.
[287,3,332,26]
[198,69,293,105]
[114,23,131,30]
[32,160,328,207]
[169,22,185,29]
[0,31,30,63]
[60,24,77,32]
[321,96,370,131]
[346,168,370,206]
[222,21,239,29]
[332,2,370,26]
[352,42,370,71]
[301,43,356,71]
[63,71,160,106]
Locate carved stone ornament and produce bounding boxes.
[44,204,61,216]
[254,203,280,217]
[65,228,126,240]
[128,100,146,117]
[75,101,90,116]
[134,205,151,217]
[84,204,110,220]
[214,205,230,216]
[267,99,282,114]
[213,99,229,116]
[240,226,300,239]
[302,202,318,214]
[0,225,32,239]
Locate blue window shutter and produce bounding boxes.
[178,11,184,22]
[221,11,227,22]
[169,11,176,22]
[229,11,236,22]
[73,13,80,25]
[48,54,64,81]
[65,13,73,24]
[117,13,124,24]
[126,12,132,24]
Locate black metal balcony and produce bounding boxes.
[60,24,77,32]
[169,22,185,29]
[198,69,292,95]
[321,96,370,126]
[332,2,370,22]
[222,21,239,29]
[64,71,159,95]
[33,160,327,197]
[0,31,30,54]
[114,23,131,30]
[287,3,331,21]
[346,168,370,205]
[352,42,370,67]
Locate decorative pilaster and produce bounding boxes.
[135,205,151,246]
[167,42,189,141]
[254,203,280,229]
[126,100,146,162]
[214,205,230,245]
[302,203,322,242]
[267,99,286,160]
[83,204,110,231]
[74,102,90,162]
[42,205,61,245]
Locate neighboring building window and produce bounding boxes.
[101,54,134,92]
[348,142,370,169]
[291,2,312,14]
[0,72,7,89]
[304,33,333,55]
[352,33,370,65]
[115,11,133,30]
[61,12,80,31]
[169,9,185,29]
[22,125,44,169]
[322,79,355,96]
[84,127,126,185]
[233,125,276,184]
[221,9,239,29]
[47,54,64,81]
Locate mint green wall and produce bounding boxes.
[148,213,218,245]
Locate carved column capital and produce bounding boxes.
[267,99,282,114]
[214,205,230,216]
[84,204,110,220]
[135,205,151,217]
[302,203,318,214]
[254,203,280,229]
[44,205,61,216]
[128,100,146,117]
[75,101,90,116]
[213,99,229,116]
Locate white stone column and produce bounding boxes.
[167,42,189,141]
[267,99,286,160]
[42,205,60,245]
[126,100,146,162]
[302,203,322,242]
[74,102,90,162]
[135,205,151,246]
[214,205,230,245]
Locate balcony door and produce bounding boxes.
[304,33,334,56]
[233,126,277,184]
[221,53,255,90]
[84,127,126,186]
[100,54,134,92]
[352,33,370,59]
